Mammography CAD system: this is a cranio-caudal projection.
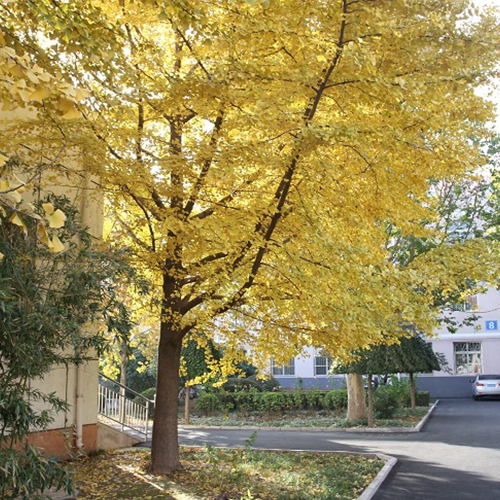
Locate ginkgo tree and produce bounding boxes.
[3,0,500,474]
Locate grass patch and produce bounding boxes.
[181,407,429,428]
[74,447,384,500]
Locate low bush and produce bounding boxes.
[197,387,350,415]
[375,378,429,408]
[196,392,221,415]
[247,375,281,392]
[291,389,306,410]
[234,391,261,412]
[373,386,399,419]
[260,392,291,413]
[323,389,348,410]
[222,377,263,392]
[415,391,430,406]
[305,389,324,410]
[222,375,281,393]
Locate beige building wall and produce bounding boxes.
[1,109,104,455]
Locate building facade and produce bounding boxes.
[272,288,500,398]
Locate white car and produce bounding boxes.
[470,374,500,400]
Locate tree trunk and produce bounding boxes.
[119,342,128,387]
[409,372,416,411]
[150,322,183,474]
[367,374,374,428]
[346,374,367,421]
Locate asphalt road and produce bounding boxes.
[176,398,500,499]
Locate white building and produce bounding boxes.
[271,288,500,397]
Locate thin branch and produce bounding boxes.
[184,107,225,217]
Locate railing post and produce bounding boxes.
[97,373,154,440]
[118,386,126,432]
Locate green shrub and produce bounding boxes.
[247,375,281,392]
[196,393,221,415]
[261,392,290,413]
[234,391,260,412]
[291,389,306,410]
[305,389,323,410]
[323,389,348,410]
[373,386,399,419]
[222,375,281,393]
[214,390,236,413]
[222,377,263,392]
[416,391,430,406]
[378,377,411,407]
[141,387,156,400]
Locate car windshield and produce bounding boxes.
[478,374,500,380]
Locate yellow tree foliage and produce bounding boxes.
[0,25,88,249]
[3,0,500,473]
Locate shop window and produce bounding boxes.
[454,342,482,374]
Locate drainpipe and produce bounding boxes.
[75,363,84,451]
[75,169,89,452]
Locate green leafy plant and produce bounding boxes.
[0,193,136,500]
[305,389,324,410]
[323,389,348,410]
[196,393,221,415]
[373,386,399,419]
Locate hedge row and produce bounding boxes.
[196,389,348,415]
[196,387,430,417]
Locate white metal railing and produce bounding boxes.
[98,373,154,440]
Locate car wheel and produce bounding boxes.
[473,394,479,401]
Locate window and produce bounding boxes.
[450,295,479,312]
[314,349,331,376]
[270,358,295,376]
[454,342,482,374]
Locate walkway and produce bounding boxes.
[175,398,500,500]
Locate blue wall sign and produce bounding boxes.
[486,320,498,331]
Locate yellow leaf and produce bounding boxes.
[0,153,8,168]
[50,234,65,253]
[42,202,55,215]
[37,223,50,245]
[17,89,31,102]
[47,208,66,228]
[62,106,82,120]
[30,88,51,102]
[2,100,16,111]
[25,69,39,84]
[75,88,90,101]
[57,97,74,112]
[0,252,3,260]
[10,190,21,204]
[9,212,26,233]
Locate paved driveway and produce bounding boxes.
[177,398,500,499]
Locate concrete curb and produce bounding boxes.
[179,400,440,434]
[357,453,397,500]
